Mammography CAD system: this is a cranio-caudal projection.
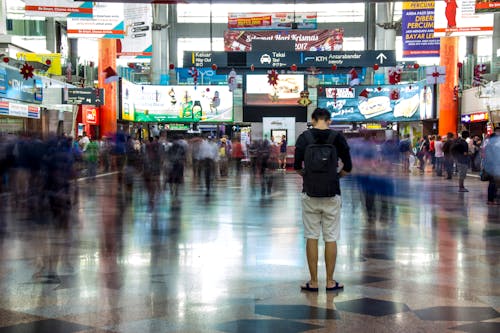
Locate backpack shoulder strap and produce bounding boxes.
[304,130,315,145]
[326,130,338,145]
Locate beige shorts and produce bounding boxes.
[301,193,341,242]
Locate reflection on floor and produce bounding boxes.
[0,171,499,333]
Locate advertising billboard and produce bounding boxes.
[224,29,344,52]
[25,0,93,18]
[434,0,493,37]
[402,1,440,57]
[228,12,317,30]
[121,80,233,123]
[244,74,304,106]
[475,0,500,13]
[318,83,433,122]
[68,2,124,39]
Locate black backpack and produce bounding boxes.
[303,130,339,197]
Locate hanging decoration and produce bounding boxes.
[390,88,400,101]
[373,64,379,71]
[211,64,218,71]
[103,66,119,84]
[228,68,237,92]
[267,69,279,87]
[297,90,311,106]
[349,68,360,86]
[331,88,338,103]
[290,64,297,72]
[20,62,35,80]
[331,64,337,71]
[189,67,199,88]
[388,66,403,85]
[250,64,255,72]
[169,63,175,70]
[45,59,51,66]
[358,88,369,102]
[412,63,419,69]
[3,57,9,63]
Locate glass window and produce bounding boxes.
[177,38,224,67]
[177,3,365,23]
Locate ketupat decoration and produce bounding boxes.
[267,70,279,86]
[20,62,35,80]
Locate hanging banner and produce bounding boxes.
[317,82,434,122]
[24,0,93,18]
[16,53,62,76]
[228,12,317,30]
[121,80,234,123]
[475,0,500,13]
[117,3,152,58]
[67,3,124,39]
[224,29,344,52]
[434,0,494,37]
[402,1,440,57]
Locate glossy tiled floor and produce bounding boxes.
[0,168,499,333]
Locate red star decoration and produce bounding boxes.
[20,62,34,80]
[268,70,279,87]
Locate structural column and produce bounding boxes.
[438,37,459,136]
[98,39,117,136]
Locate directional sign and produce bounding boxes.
[63,88,104,106]
[183,51,228,68]
[247,51,301,69]
[300,50,397,68]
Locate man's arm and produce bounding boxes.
[336,134,352,176]
[294,134,306,174]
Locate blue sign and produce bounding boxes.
[0,66,42,103]
[176,68,228,85]
[318,82,433,122]
[402,2,440,58]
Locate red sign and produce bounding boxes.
[470,112,489,122]
[83,105,98,125]
[224,29,344,52]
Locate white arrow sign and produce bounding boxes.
[376,53,387,64]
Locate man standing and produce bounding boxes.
[453,130,471,192]
[294,108,352,292]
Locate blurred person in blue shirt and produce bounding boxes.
[484,127,500,205]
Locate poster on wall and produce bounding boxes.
[121,80,233,123]
[118,3,152,58]
[224,29,344,51]
[434,0,493,36]
[25,0,93,18]
[402,1,440,57]
[228,12,317,30]
[67,2,124,39]
[318,83,433,122]
[475,0,500,13]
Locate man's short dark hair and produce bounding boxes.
[461,130,470,139]
[311,108,331,122]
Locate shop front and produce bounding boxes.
[0,65,42,134]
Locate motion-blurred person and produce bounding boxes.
[85,137,99,180]
[434,135,444,177]
[261,138,279,195]
[143,136,162,209]
[166,135,187,200]
[452,130,471,192]
[218,138,230,177]
[124,136,141,198]
[398,134,413,174]
[442,132,455,179]
[190,136,203,182]
[231,138,244,175]
[279,134,287,170]
[199,136,219,196]
[484,128,500,205]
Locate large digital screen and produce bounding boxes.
[121,79,233,123]
[244,74,304,106]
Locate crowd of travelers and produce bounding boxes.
[0,130,291,215]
